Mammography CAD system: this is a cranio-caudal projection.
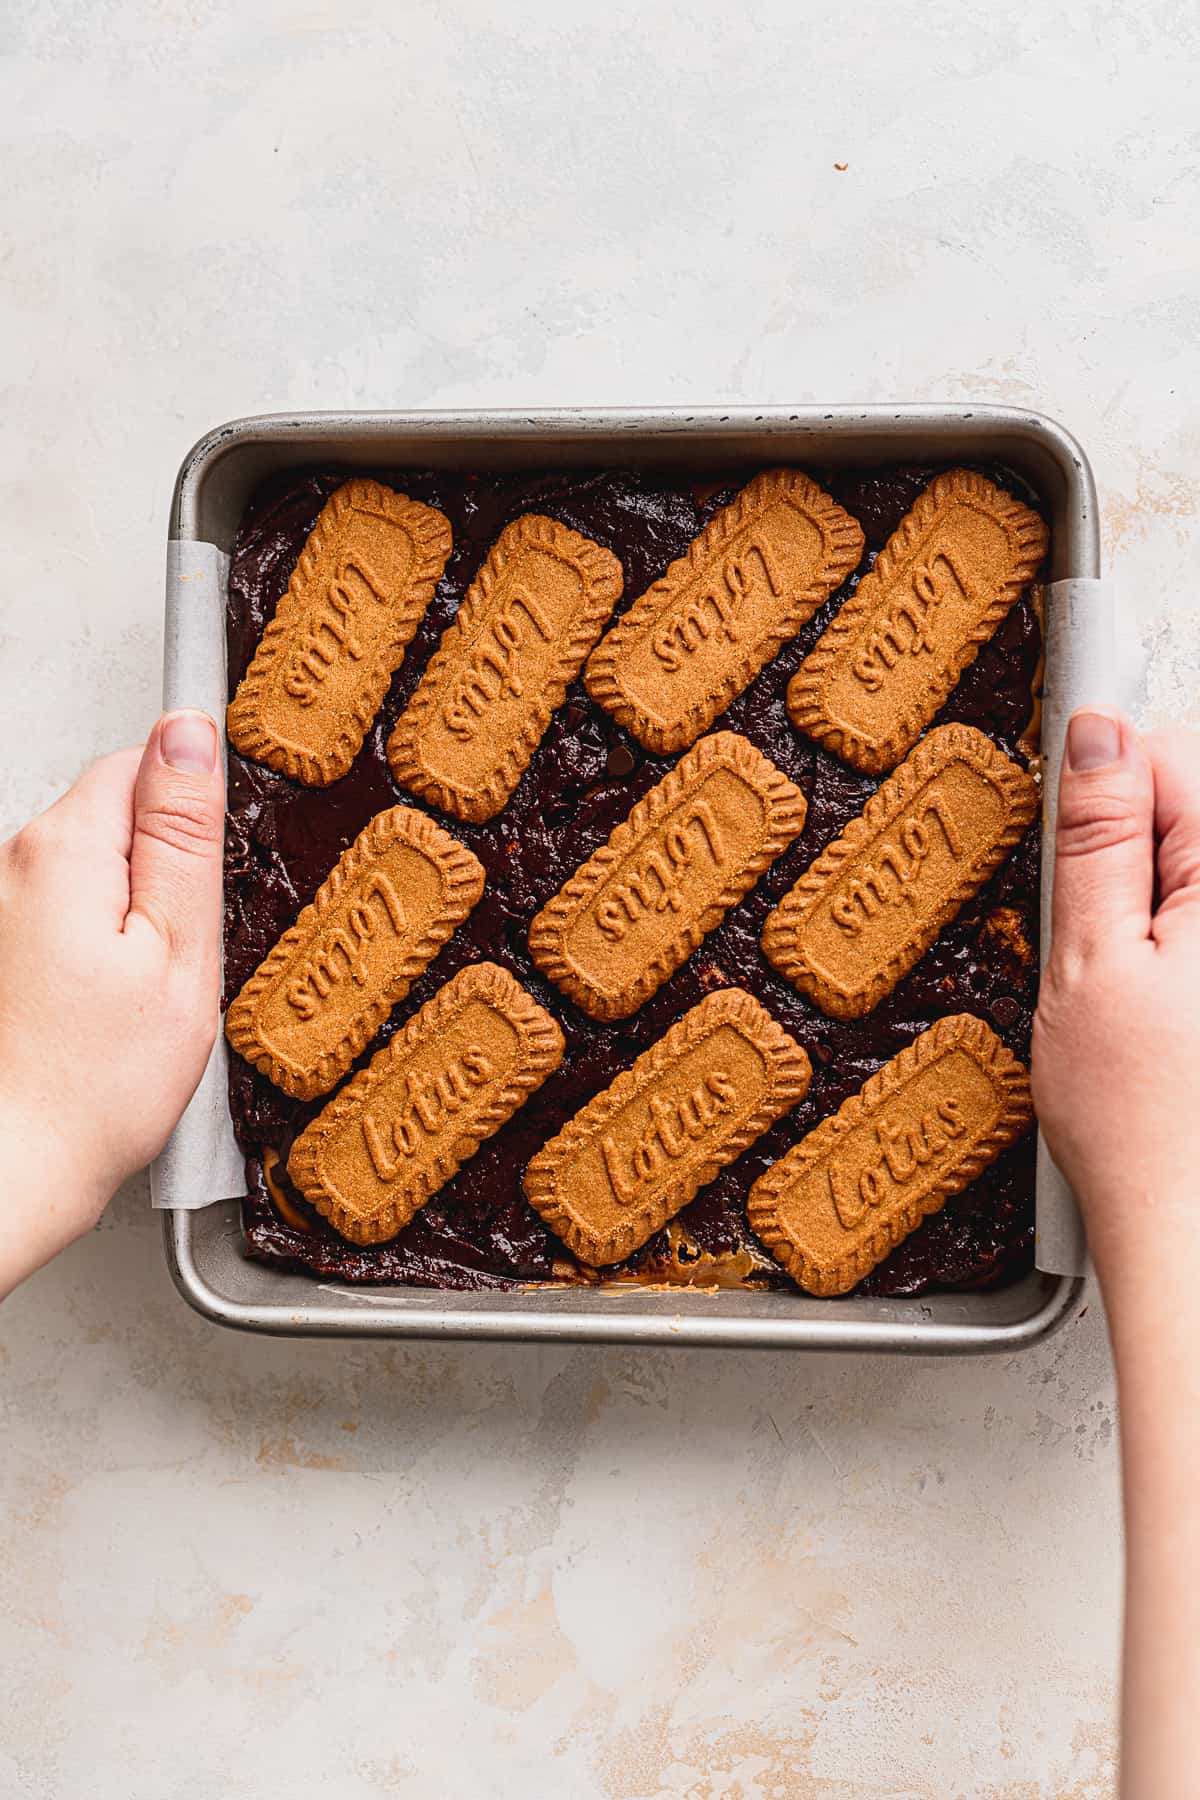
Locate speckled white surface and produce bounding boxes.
[3,1,1199,1793]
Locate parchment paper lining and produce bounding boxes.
[1036,576,1144,1276]
[149,541,244,1210]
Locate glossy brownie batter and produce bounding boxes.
[224,462,1044,1296]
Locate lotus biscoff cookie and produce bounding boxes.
[288,963,564,1247]
[786,468,1047,774]
[584,469,863,754]
[747,1014,1032,1295]
[225,806,485,1101]
[529,731,807,1021]
[761,723,1037,1020]
[387,514,623,822]
[524,988,811,1267]
[228,478,453,786]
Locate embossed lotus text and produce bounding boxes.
[787,468,1047,774]
[281,558,384,706]
[524,988,811,1267]
[285,872,408,1016]
[747,1015,1033,1295]
[288,963,564,1246]
[594,798,726,942]
[825,1094,966,1229]
[529,731,807,1020]
[600,1066,739,1208]
[585,469,863,753]
[227,479,453,787]
[361,1043,497,1182]
[826,795,963,937]
[388,514,623,822]
[650,537,786,671]
[441,585,554,741]
[225,807,485,1100]
[762,724,1038,1020]
[847,550,970,694]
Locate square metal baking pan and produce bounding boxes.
[164,405,1093,1352]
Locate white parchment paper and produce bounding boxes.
[149,540,246,1210]
[1035,577,1146,1276]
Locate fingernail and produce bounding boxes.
[1067,711,1122,773]
[161,710,219,775]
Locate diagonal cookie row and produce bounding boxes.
[227,464,1046,811]
[761,722,1038,1019]
[584,462,1045,775]
[276,967,1031,1297]
[527,721,1037,1028]
[226,716,1037,1112]
[227,479,625,815]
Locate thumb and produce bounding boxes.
[1050,708,1154,960]
[126,710,224,965]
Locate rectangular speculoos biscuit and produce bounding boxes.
[528,731,807,1021]
[225,806,485,1100]
[585,470,863,754]
[387,514,623,822]
[761,724,1037,1020]
[787,468,1047,774]
[524,988,811,1267]
[228,478,453,786]
[288,963,564,1247]
[747,1014,1032,1295]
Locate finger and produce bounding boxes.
[6,748,144,932]
[45,746,143,855]
[125,711,224,968]
[1050,708,1154,959]
[1143,727,1200,921]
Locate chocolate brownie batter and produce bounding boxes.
[224,463,1044,1296]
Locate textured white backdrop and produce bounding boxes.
[3,1,1199,1793]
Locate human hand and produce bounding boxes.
[0,711,223,1297]
[1032,708,1200,1323]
